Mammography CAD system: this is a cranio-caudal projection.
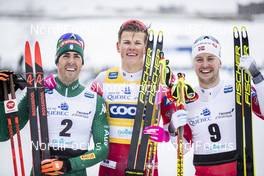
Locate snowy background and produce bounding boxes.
[0,0,264,175]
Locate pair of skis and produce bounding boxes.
[3,73,25,176]
[24,41,50,175]
[126,30,164,175]
[233,26,255,176]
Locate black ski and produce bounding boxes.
[25,41,50,175]
[234,26,244,176]
[241,27,254,176]
[35,41,50,160]
[127,30,155,170]
[233,26,255,176]
[25,41,42,175]
[127,30,164,175]
[135,31,163,171]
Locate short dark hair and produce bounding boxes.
[118,19,148,43]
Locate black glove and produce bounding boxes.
[125,168,144,176]
[0,70,26,101]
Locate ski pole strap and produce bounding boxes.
[125,168,144,176]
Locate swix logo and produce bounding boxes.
[109,104,136,119]
[198,46,205,51]
[6,100,15,109]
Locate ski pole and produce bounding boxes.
[10,74,26,176]
[175,73,186,176]
[3,79,19,176]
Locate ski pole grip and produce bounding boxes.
[44,74,56,90]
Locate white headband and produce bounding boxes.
[192,36,221,59]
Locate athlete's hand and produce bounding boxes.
[0,70,26,101]
[239,56,260,77]
[41,159,66,175]
[143,126,170,142]
[0,70,10,81]
[171,109,188,130]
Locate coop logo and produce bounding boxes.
[4,99,18,114]
[109,104,136,119]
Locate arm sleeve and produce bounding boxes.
[252,80,264,119]
[0,96,29,141]
[68,95,109,171]
[89,71,106,96]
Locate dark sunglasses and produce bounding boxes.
[57,33,85,49]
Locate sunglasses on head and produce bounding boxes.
[194,35,219,45]
[58,33,85,48]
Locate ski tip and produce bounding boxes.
[157,31,163,43]
[35,41,40,48]
[233,26,240,39]
[25,41,30,47]
[25,41,32,67]
[35,41,43,67]
[241,26,248,38]
[241,26,247,31]
[233,26,239,33]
